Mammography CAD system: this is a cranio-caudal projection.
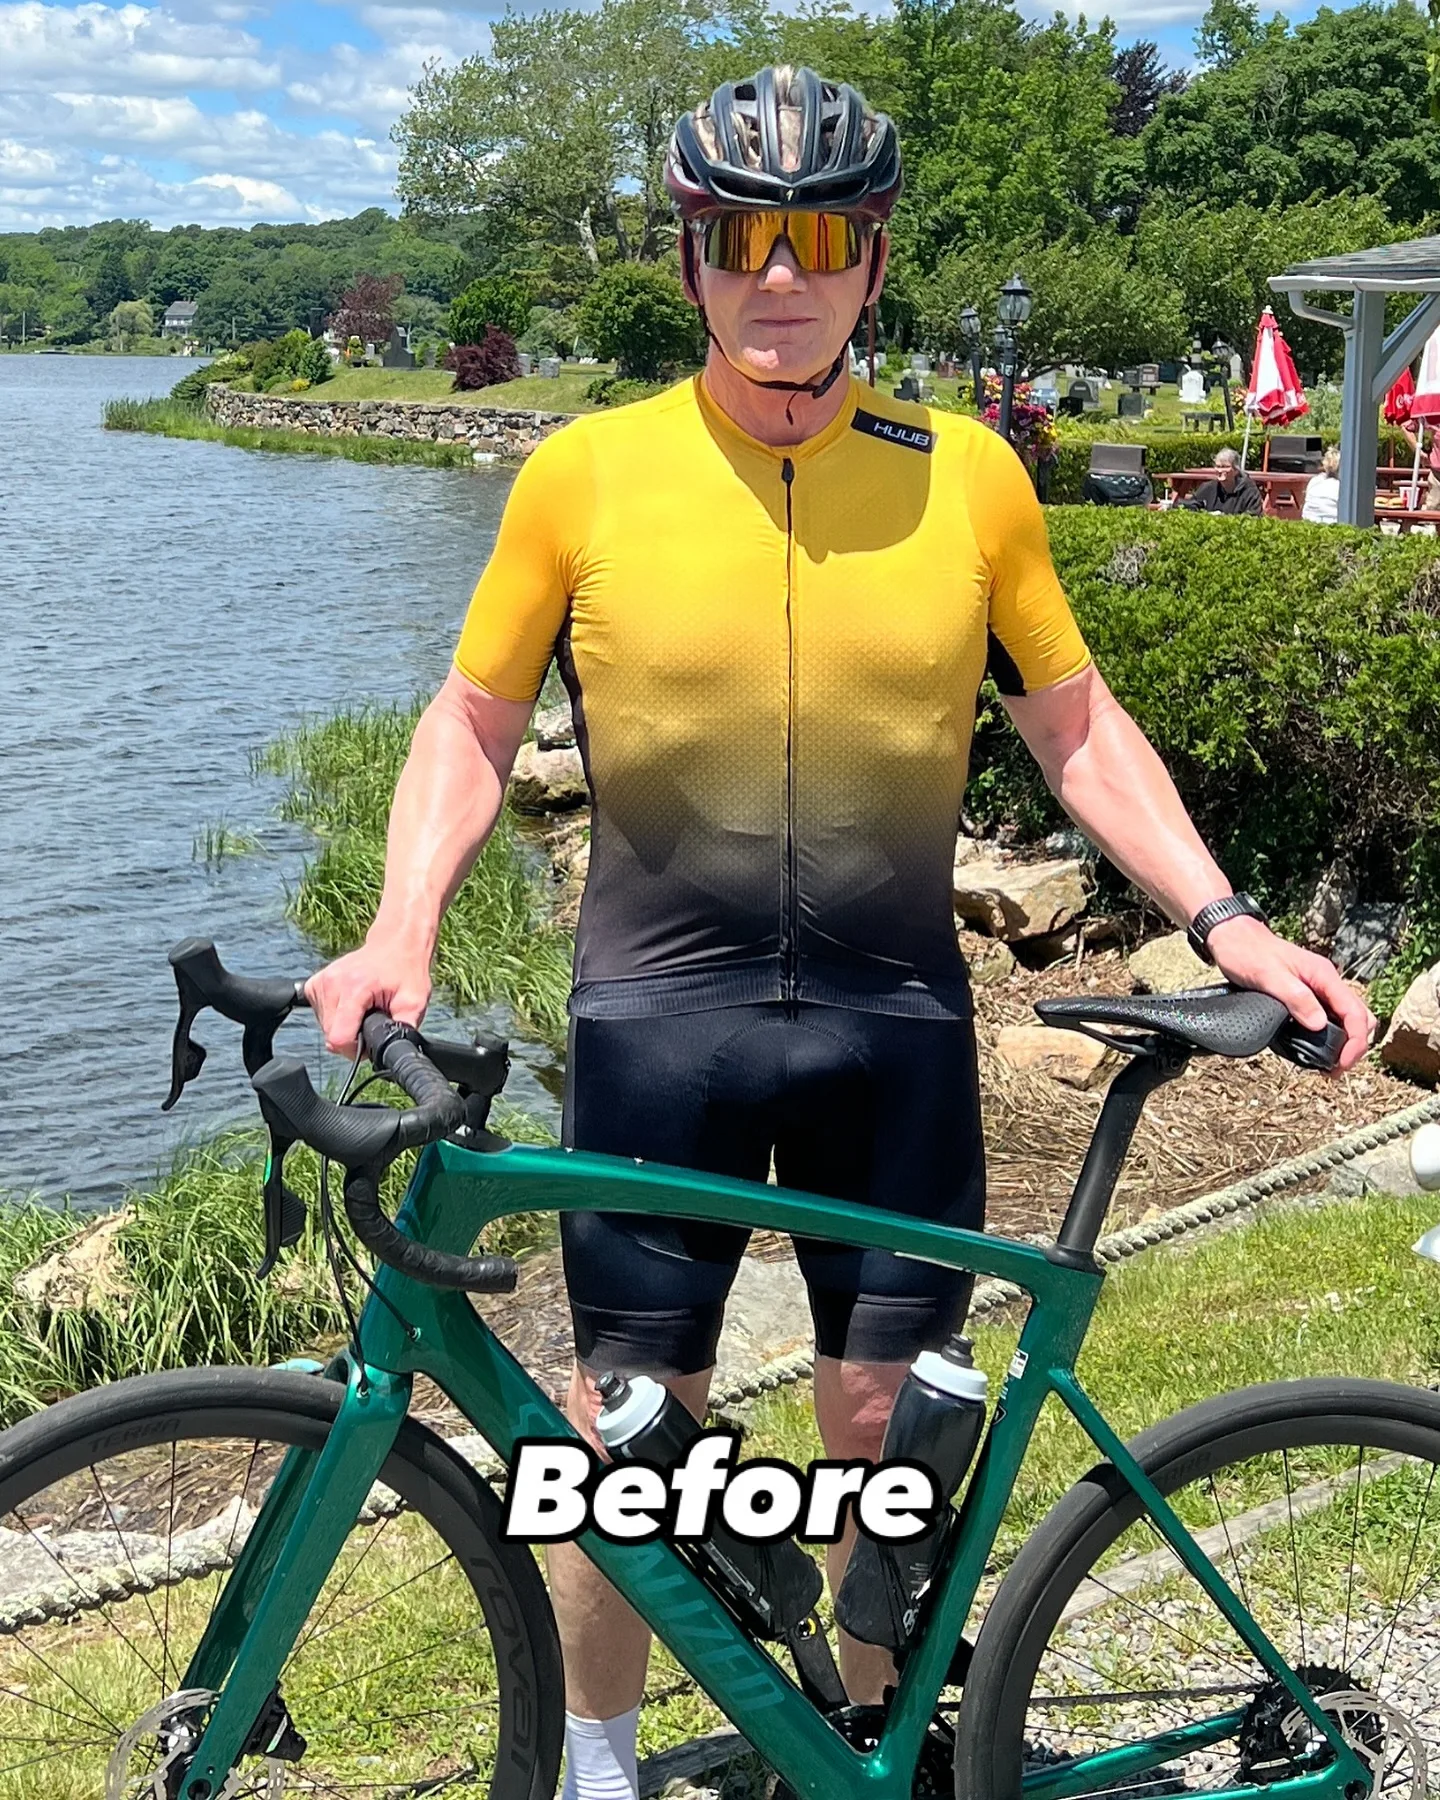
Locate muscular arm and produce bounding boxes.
[307,669,533,1051]
[1003,663,1374,1068]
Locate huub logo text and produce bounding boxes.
[501,1430,939,1546]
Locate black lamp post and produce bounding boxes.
[1212,337,1235,431]
[958,304,983,410]
[994,273,1031,446]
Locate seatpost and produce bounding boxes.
[1051,1046,1189,1265]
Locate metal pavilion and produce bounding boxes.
[1270,235,1440,526]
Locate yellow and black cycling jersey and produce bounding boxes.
[455,374,1090,1020]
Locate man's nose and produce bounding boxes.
[759,240,805,288]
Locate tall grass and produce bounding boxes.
[0,1106,556,1428]
[101,395,478,469]
[260,705,574,1046]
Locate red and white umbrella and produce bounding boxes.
[1241,306,1308,467]
[1385,367,1416,424]
[1403,325,1440,504]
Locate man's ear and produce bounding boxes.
[865,230,891,308]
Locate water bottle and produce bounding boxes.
[595,1372,821,1639]
[834,1333,988,1652]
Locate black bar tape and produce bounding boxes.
[341,1168,518,1295]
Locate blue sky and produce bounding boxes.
[0,0,1347,230]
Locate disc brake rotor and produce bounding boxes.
[104,1689,287,1800]
[1277,1689,1428,1800]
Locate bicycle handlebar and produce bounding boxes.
[164,938,518,1295]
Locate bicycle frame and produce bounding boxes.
[175,1136,1370,1800]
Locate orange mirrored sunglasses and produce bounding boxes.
[700,211,867,274]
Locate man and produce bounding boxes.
[1177,446,1264,515]
[308,66,1372,1800]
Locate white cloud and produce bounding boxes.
[0,1,281,94]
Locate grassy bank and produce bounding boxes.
[260,704,574,1046]
[102,395,479,468]
[0,1110,555,1430]
[314,364,602,412]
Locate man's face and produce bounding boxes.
[686,216,887,387]
[1214,458,1238,489]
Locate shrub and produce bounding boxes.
[449,275,531,346]
[169,356,247,403]
[577,264,704,381]
[969,510,1440,985]
[583,374,672,407]
[445,326,521,391]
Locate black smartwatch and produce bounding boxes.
[1186,892,1267,964]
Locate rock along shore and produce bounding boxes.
[205,382,573,459]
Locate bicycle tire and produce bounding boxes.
[0,1364,563,1800]
[954,1377,1440,1799]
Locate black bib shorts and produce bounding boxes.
[560,1003,984,1377]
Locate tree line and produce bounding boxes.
[2,0,1437,375]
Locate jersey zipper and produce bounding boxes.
[780,456,798,1011]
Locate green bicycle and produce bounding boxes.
[0,937,1433,1800]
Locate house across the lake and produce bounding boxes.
[162,301,199,338]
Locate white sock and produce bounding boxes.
[560,1704,640,1800]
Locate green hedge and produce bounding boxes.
[971,509,1440,987]
[1046,425,1412,504]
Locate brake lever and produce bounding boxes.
[163,938,306,1111]
[257,1127,308,1279]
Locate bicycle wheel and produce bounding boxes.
[0,1365,563,1800]
[955,1378,1440,1799]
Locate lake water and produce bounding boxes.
[0,353,561,1207]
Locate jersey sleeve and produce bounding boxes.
[972,436,1091,697]
[453,424,594,703]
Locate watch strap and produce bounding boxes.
[1187,892,1267,964]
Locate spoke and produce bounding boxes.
[7,1502,166,1688]
[201,1437,265,1645]
[355,1695,500,1730]
[162,1436,177,1696]
[0,1740,117,1782]
[290,1551,458,1661]
[1342,1444,1364,1670]
[1281,1447,1307,1669]
[1206,1471,1252,1621]
[0,1675,127,1736]
[296,1623,490,1702]
[287,1511,400,1667]
[1378,1461,1435,1686]
[1060,1563,1258,1683]
[6,1622,129,1735]
[88,1463,172,1675]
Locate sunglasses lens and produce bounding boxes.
[702,213,863,273]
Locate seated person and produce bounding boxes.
[1178,447,1263,517]
[1401,419,1440,509]
[1301,446,1341,524]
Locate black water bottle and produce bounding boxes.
[595,1372,821,1639]
[834,1333,988,1651]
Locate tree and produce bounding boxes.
[394,0,736,271]
[1110,41,1186,136]
[328,272,403,348]
[85,245,132,319]
[577,262,703,377]
[192,269,283,346]
[916,229,1185,373]
[1134,192,1401,376]
[1194,0,1260,69]
[1145,2,1440,223]
[109,299,154,347]
[449,275,531,344]
[146,235,208,306]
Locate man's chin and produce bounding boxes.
[735,345,840,387]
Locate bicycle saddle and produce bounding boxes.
[1036,985,1297,1059]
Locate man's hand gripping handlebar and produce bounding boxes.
[163,937,518,1295]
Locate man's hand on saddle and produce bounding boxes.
[306,935,432,1060]
[1204,914,1375,1073]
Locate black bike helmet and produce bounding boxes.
[666,66,902,223]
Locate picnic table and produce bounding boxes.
[1181,411,1227,431]
[1161,469,1312,518]
[1374,503,1440,534]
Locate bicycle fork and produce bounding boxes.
[174,1357,410,1799]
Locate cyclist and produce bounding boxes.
[308,65,1374,1800]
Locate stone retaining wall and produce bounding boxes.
[204,382,574,459]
